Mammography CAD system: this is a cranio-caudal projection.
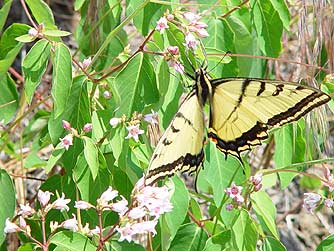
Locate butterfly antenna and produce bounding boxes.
[207,50,231,74]
[199,40,208,70]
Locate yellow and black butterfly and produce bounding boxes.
[144,67,330,185]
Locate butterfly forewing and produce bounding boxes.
[145,91,205,185]
[208,78,330,157]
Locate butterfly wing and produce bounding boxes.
[145,91,205,185]
[208,78,330,157]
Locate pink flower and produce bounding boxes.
[144,110,159,125]
[182,12,200,22]
[111,197,128,215]
[166,14,174,21]
[103,90,111,99]
[60,134,73,150]
[61,216,78,232]
[38,190,53,207]
[4,218,20,233]
[28,28,38,37]
[116,223,135,242]
[19,203,34,217]
[170,60,184,74]
[128,207,147,219]
[303,193,321,213]
[234,194,244,203]
[74,200,92,210]
[254,183,262,192]
[167,46,179,55]
[324,198,333,208]
[324,167,334,192]
[156,17,169,34]
[188,21,209,38]
[83,123,92,133]
[132,220,158,235]
[79,57,92,70]
[136,186,173,217]
[19,216,27,228]
[109,117,121,128]
[250,173,263,185]
[53,193,71,211]
[98,187,118,207]
[62,120,71,130]
[225,203,234,211]
[185,32,197,50]
[50,221,59,232]
[125,124,144,142]
[225,182,243,199]
[89,226,101,236]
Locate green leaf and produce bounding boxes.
[269,0,290,30]
[161,176,189,250]
[262,236,286,251]
[274,124,296,188]
[74,0,86,11]
[231,209,258,251]
[127,0,165,35]
[49,231,96,251]
[251,191,278,238]
[48,76,89,145]
[250,0,283,57]
[203,230,232,251]
[104,240,145,251]
[223,15,263,77]
[45,143,65,173]
[112,52,159,117]
[43,29,71,37]
[0,168,16,246]
[25,0,56,28]
[169,223,208,251]
[201,141,244,206]
[0,0,13,32]
[316,234,334,251]
[0,74,18,123]
[0,23,30,75]
[51,43,73,118]
[23,39,51,103]
[15,34,36,43]
[18,242,35,251]
[74,153,111,203]
[82,136,99,180]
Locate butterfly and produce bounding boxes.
[144,67,330,185]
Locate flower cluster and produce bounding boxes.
[59,120,92,150]
[324,167,334,192]
[249,173,263,192]
[110,110,159,143]
[155,10,209,50]
[225,182,244,210]
[155,10,209,73]
[303,192,334,214]
[4,181,173,246]
[114,178,173,243]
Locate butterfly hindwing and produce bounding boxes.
[208,78,330,157]
[145,91,205,185]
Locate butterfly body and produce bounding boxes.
[145,68,330,185]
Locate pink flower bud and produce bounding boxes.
[4,219,20,233]
[62,120,71,130]
[166,14,174,21]
[103,90,111,99]
[38,190,53,207]
[225,203,234,211]
[75,200,92,210]
[83,123,92,133]
[28,28,38,37]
